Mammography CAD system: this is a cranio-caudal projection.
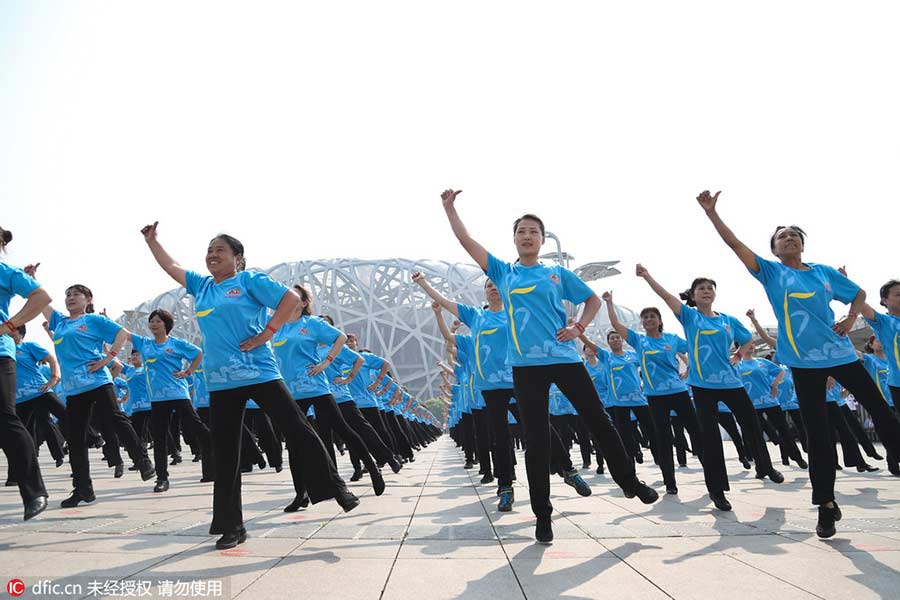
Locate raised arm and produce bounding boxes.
[441,190,489,272]
[431,302,456,345]
[17,264,54,324]
[602,291,631,339]
[141,221,188,287]
[696,190,760,273]
[412,272,460,317]
[746,309,778,348]
[635,264,683,317]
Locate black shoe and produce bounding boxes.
[275,465,283,473]
[335,488,360,513]
[756,469,785,484]
[497,487,514,512]
[128,464,139,471]
[139,461,156,482]
[388,457,402,474]
[535,518,553,544]
[563,469,591,497]
[240,464,252,473]
[200,477,215,483]
[872,452,884,461]
[463,460,476,470]
[61,489,96,508]
[797,458,808,469]
[596,466,605,475]
[114,463,124,479]
[4,480,17,487]
[582,462,591,470]
[709,491,732,511]
[678,463,688,468]
[153,480,170,493]
[635,453,644,464]
[782,458,790,466]
[192,454,201,462]
[889,469,900,477]
[481,473,495,484]
[55,458,65,468]
[215,527,247,550]
[170,454,182,466]
[257,457,267,470]
[371,469,386,496]
[24,496,48,521]
[741,459,752,470]
[284,493,310,512]
[350,469,363,482]
[816,502,842,539]
[624,481,659,505]
[857,463,880,473]
[835,463,843,471]
[666,485,678,495]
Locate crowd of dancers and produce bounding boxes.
[1,188,899,548]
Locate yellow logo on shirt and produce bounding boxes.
[195,308,215,318]
[507,286,537,355]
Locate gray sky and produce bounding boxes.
[3,2,899,351]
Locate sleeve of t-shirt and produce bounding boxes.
[559,267,593,305]
[175,337,201,362]
[825,266,862,304]
[311,317,342,346]
[675,304,695,329]
[455,334,475,361]
[185,270,206,297]
[457,303,479,329]
[1,264,40,299]
[335,345,360,368]
[130,333,149,353]
[26,342,49,363]
[49,309,66,332]
[362,352,385,371]
[244,271,290,310]
[625,329,642,350]
[674,335,689,354]
[731,317,752,346]
[88,314,123,344]
[862,353,874,369]
[762,359,783,379]
[122,364,135,379]
[595,345,610,362]
[749,255,777,285]
[486,253,511,286]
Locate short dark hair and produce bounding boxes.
[513,214,545,237]
[679,278,717,308]
[769,225,807,252]
[879,279,900,307]
[148,309,175,334]
[211,234,246,272]
[606,330,622,342]
[639,307,663,333]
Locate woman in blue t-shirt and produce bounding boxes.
[859,335,899,475]
[637,264,783,513]
[0,226,51,521]
[697,189,900,538]
[440,189,658,543]
[34,274,156,506]
[602,290,703,495]
[141,221,358,550]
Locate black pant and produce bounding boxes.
[66,383,149,493]
[471,407,493,475]
[647,391,703,488]
[784,408,808,452]
[131,410,151,445]
[692,386,774,494]
[460,412,477,462]
[338,401,394,464]
[295,395,378,484]
[361,407,396,457]
[245,409,282,469]
[792,362,900,505]
[827,402,864,468]
[512,362,637,520]
[208,380,344,534]
[385,411,414,460]
[17,392,68,461]
[716,411,749,463]
[841,405,880,458]
[757,406,804,464]
[150,399,213,481]
[0,358,46,503]
[611,405,659,465]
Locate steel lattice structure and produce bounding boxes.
[117,258,640,399]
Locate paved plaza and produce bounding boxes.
[2,438,900,599]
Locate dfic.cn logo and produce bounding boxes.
[7,579,25,597]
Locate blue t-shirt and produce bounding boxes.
[750,256,860,368]
[131,334,200,402]
[0,263,40,360]
[324,345,361,404]
[49,310,122,396]
[191,366,210,409]
[861,353,892,407]
[826,381,846,406]
[122,364,151,413]
[676,305,751,390]
[457,303,514,391]
[273,315,342,400]
[626,330,689,396]
[348,352,385,409]
[584,358,610,403]
[738,358,783,409]
[717,401,731,413]
[603,348,647,407]
[14,342,50,403]
[776,367,799,411]
[185,270,289,392]
[864,312,900,388]
[486,253,594,366]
